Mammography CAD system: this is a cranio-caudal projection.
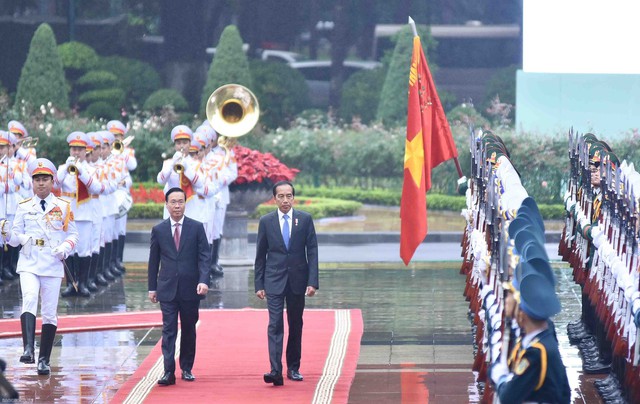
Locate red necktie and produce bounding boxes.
[174,223,181,250]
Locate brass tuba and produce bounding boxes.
[205,84,259,160]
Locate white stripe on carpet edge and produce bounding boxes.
[122,320,201,404]
[312,309,352,404]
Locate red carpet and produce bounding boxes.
[110,309,363,404]
[0,311,163,338]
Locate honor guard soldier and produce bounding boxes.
[58,132,107,297]
[157,125,203,218]
[187,134,220,231]
[491,261,571,403]
[107,120,135,272]
[8,120,37,165]
[0,131,24,282]
[3,158,78,375]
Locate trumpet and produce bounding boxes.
[173,147,187,174]
[112,135,135,155]
[20,136,38,148]
[67,158,78,175]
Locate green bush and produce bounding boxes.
[76,70,119,90]
[482,65,518,122]
[200,25,253,116]
[376,25,435,125]
[447,104,490,129]
[253,197,362,219]
[249,60,309,129]
[83,101,119,120]
[537,203,565,220]
[143,89,190,112]
[129,203,164,219]
[15,23,69,112]
[57,41,99,79]
[340,67,386,124]
[78,88,126,108]
[100,56,162,107]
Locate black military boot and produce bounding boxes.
[76,256,92,297]
[37,323,57,375]
[116,234,126,272]
[61,255,78,297]
[102,244,116,282]
[95,247,109,286]
[109,239,123,277]
[210,239,223,278]
[1,245,15,280]
[86,253,99,292]
[19,312,36,363]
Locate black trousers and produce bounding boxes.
[266,282,305,374]
[160,298,200,373]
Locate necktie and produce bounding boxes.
[282,214,290,249]
[40,200,46,212]
[174,223,181,250]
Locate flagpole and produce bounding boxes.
[408,16,464,179]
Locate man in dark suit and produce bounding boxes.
[148,187,210,386]
[255,180,319,386]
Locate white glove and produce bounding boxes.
[591,225,605,248]
[172,151,183,161]
[51,245,66,261]
[490,360,511,387]
[457,176,468,186]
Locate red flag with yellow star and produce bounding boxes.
[400,35,458,265]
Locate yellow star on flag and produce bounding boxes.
[404,131,424,188]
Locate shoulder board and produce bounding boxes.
[19,198,32,204]
[56,197,71,204]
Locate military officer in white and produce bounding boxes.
[98,131,122,281]
[0,131,23,282]
[3,158,79,375]
[58,132,107,297]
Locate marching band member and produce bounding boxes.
[98,131,122,282]
[188,132,221,230]
[4,158,78,375]
[58,132,108,297]
[157,125,203,218]
[107,120,135,272]
[210,126,238,277]
[8,120,36,165]
[0,132,23,282]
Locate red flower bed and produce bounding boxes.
[131,184,165,203]
[232,145,299,186]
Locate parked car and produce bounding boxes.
[289,60,382,108]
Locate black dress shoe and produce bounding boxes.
[263,371,284,386]
[287,369,304,381]
[181,370,195,381]
[37,358,50,375]
[158,372,176,385]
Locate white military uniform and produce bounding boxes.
[157,125,204,218]
[8,160,79,325]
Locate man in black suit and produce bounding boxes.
[148,187,210,386]
[255,180,319,386]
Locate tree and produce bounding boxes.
[14,23,69,111]
[376,25,434,125]
[200,25,253,116]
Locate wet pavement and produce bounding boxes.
[0,242,605,403]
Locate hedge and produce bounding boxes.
[253,197,362,219]
[128,203,164,219]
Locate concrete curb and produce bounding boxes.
[126,231,563,245]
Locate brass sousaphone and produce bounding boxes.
[205,84,259,161]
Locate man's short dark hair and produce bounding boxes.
[165,187,186,202]
[272,180,295,197]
